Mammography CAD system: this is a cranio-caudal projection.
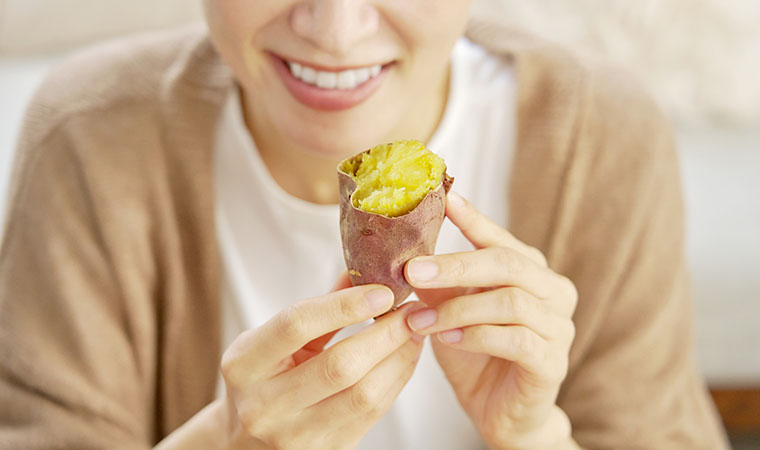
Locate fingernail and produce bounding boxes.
[407,309,437,331]
[411,333,426,343]
[407,260,439,282]
[438,329,463,344]
[365,288,393,313]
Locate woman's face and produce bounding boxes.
[204,0,473,159]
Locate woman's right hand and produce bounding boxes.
[220,274,425,450]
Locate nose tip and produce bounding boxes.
[291,1,379,54]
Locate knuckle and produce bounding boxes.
[350,380,382,413]
[337,292,364,321]
[448,255,468,279]
[366,404,386,422]
[543,351,569,385]
[494,247,526,276]
[402,339,421,363]
[514,329,536,355]
[442,297,467,322]
[323,350,360,387]
[383,321,408,347]
[220,351,238,385]
[471,326,491,348]
[275,305,308,343]
[220,333,252,387]
[536,342,553,369]
[534,296,553,320]
[564,321,577,343]
[508,396,530,422]
[503,288,529,320]
[220,361,243,391]
[555,355,570,383]
[528,246,549,267]
[559,275,579,304]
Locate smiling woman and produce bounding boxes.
[202,0,468,204]
[0,1,731,449]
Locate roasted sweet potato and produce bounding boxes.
[338,140,453,306]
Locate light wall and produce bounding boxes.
[0,0,204,54]
[472,0,760,128]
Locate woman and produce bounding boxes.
[0,1,728,448]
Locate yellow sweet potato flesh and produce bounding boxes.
[343,140,446,217]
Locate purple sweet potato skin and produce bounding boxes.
[338,164,452,307]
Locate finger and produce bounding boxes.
[437,325,567,385]
[407,287,574,340]
[446,191,547,267]
[262,302,425,410]
[306,336,423,426]
[222,284,395,383]
[405,247,573,301]
[294,272,360,361]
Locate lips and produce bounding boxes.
[271,54,393,111]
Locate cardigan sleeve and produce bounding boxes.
[0,112,153,449]
[551,67,730,449]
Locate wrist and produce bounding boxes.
[154,398,232,450]
[487,406,579,450]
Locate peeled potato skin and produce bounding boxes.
[338,152,453,306]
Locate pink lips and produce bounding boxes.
[271,54,391,111]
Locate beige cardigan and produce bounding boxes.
[0,15,729,449]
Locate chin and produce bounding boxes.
[290,127,386,161]
[284,111,399,161]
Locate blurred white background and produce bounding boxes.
[1,0,758,388]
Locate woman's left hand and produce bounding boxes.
[404,192,580,450]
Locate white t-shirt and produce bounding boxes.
[213,38,516,450]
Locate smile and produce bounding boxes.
[271,54,393,111]
[287,61,383,90]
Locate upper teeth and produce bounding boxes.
[288,61,383,90]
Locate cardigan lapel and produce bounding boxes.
[156,32,233,436]
[465,15,585,261]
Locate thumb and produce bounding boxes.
[294,272,353,362]
[292,272,353,366]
